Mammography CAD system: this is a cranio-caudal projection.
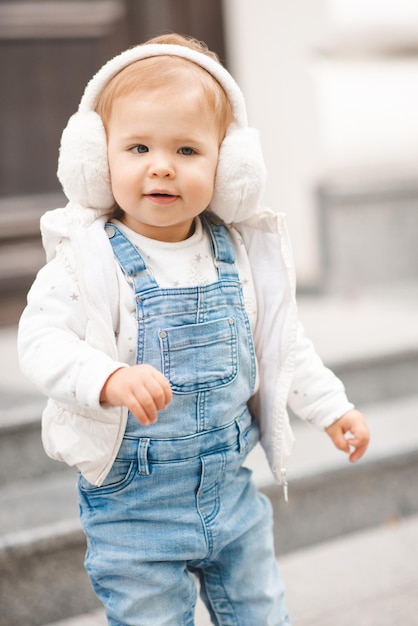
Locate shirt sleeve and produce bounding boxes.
[18,253,128,410]
[287,322,354,429]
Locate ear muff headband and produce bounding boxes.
[79,43,248,127]
[57,43,266,223]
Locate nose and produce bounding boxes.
[149,152,175,178]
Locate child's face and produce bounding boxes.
[106,86,221,242]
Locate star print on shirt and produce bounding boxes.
[70,293,79,301]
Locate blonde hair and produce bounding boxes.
[96,34,234,142]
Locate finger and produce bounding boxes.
[128,391,158,426]
[150,370,172,406]
[327,426,350,454]
[146,375,172,410]
[162,380,172,405]
[335,436,351,454]
[128,402,153,426]
[349,442,368,463]
[348,433,369,461]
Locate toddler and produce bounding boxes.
[18,34,369,625]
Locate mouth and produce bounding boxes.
[145,192,178,205]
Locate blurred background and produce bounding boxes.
[0,1,417,625]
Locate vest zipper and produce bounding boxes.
[281,468,289,503]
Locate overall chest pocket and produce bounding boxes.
[159,317,238,393]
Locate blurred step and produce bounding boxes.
[0,193,64,242]
[0,240,45,292]
[265,393,418,555]
[317,173,418,289]
[45,612,106,626]
[0,193,65,293]
[0,400,63,485]
[0,471,99,626]
[0,470,78,540]
[297,281,418,405]
[0,326,59,484]
[281,513,418,626]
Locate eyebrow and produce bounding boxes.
[117,132,208,146]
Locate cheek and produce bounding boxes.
[108,158,135,193]
[202,153,219,187]
[108,171,133,210]
[190,170,216,203]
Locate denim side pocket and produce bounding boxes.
[78,459,136,495]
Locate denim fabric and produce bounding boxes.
[78,214,290,625]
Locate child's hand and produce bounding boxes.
[100,364,172,426]
[325,409,370,463]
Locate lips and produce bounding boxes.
[145,191,178,205]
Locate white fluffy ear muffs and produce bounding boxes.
[210,124,266,223]
[57,43,266,223]
[58,111,113,210]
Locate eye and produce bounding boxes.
[178,147,196,156]
[131,144,148,154]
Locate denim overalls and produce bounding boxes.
[78,214,290,626]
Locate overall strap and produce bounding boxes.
[201,213,239,282]
[104,223,158,292]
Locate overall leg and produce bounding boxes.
[91,559,198,626]
[78,453,206,626]
[196,490,290,626]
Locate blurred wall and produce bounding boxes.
[223,0,418,289]
[223,0,328,286]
